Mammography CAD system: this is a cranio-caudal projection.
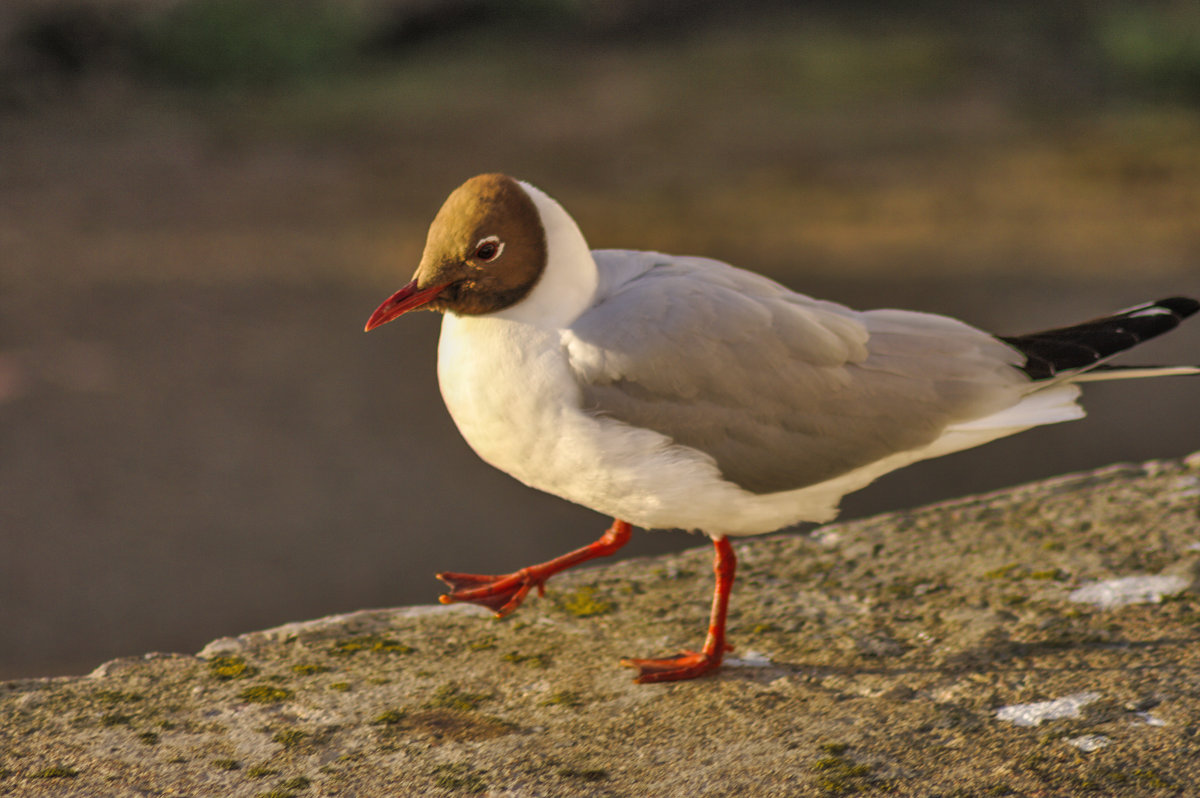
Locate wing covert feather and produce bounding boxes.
[565,253,1028,493]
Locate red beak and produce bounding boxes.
[364,280,447,331]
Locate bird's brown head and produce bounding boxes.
[365,173,548,331]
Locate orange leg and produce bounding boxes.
[620,536,736,683]
[437,519,632,617]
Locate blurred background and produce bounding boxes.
[2,0,1199,680]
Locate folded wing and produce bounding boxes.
[565,252,1031,494]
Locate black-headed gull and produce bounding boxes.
[365,173,1198,683]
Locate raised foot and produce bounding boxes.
[437,569,545,617]
[620,649,724,684]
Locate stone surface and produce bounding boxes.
[3,456,1200,797]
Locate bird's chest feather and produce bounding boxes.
[436,314,588,488]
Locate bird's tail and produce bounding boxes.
[1066,364,1200,382]
[999,296,1199,381]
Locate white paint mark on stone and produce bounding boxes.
[1067,734,1111,752]
[1132,711,1167,727]
[1068,575,1189,610]
[810,528,841,546]
[995,691,1101,726]
[726,651,773,668]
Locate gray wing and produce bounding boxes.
[564,252,1030,494]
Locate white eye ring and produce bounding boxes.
[474,235,504,262]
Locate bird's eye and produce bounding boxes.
[474,236,504,262]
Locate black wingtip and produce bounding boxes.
[1155,296,1200,318]
[1000,296,1199,380]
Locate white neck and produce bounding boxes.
[485,180,598,328]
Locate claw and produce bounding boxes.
[433,520,633,619]
[437,570,540,617]
[620,649,723,684]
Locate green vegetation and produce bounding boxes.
[290,663,332,676]
[810,751,874,795]
[237,685,294,704]
[329,635,414,656]
[255,789,298,798]
[208,656,258,681]
[1097,6,1200,102]
[501,650,551,668]
[540,690,583,708]
[371,709,407,726]
[984,563,1021,580]
[558,586,613,617]
[272,729,308,748]
[135,0,367,88]
[432,763,488,793]
[557,766,609,782]
[30,765,79,779]
[428,684,491,712]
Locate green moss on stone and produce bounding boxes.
[1130,769,1173,789]
[984,563,1021,580]
[539,690,583,708]
[428,684,491,712]
[810,752,872,795]
[371,709,407,726]
[559,586,613,617]
[290,663,332,676]
[557,766,609,782]
[501,650,551,668]
[329,635,414,655]
[432,763,487,793]
[238,685,294,704]
[255,790,296,798]
[273,729,308,748]
[209,656,258,681]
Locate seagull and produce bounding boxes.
[365,173,1199,683]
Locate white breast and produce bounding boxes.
[437,313,721,528]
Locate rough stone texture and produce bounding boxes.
[4,456,1200,797]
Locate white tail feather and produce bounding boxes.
[1068,366,1200,382]
[950,384,1085,431]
